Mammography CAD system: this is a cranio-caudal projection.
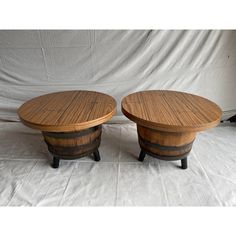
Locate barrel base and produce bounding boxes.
[137,125,196,169]
[42,125,102,168]
[52,149,101,168]
[138,149,189,169]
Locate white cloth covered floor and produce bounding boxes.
[0,122,236,206]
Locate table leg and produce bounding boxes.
[52,156,60,168]
[93,149,101,162]
[181,157,188,169]
[138,149,146,162]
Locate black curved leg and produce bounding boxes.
[138,149,146,162]
[181,157,187,169]
[93,149,101,162]
[52,156,60,168]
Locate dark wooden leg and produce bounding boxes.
[52,156,60,168]
[93,149,101,162]
[181,157,187,169]
[138,149,146,162]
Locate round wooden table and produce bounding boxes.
[18,90,116,168]
[121,90,222,169]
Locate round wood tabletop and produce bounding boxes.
[18,90,117,132]
[121,90,222,132]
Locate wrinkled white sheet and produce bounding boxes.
[0,122,235,206]
[0,30,236,121]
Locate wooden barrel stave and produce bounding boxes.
[42,125,102,159]
[137,125,196,160]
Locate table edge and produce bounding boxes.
[121,104,222,133]
[19,108,117,132]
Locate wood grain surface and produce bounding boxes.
[122,90,222,132]
[18,91,116,132]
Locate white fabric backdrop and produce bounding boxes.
[0,30,236,121]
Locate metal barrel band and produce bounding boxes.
[138,133,194,151]
[45,137,101,159]
[42,125,101,139]
[45,137,101,151]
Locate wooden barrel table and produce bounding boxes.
[121,90,222,169]
[18,90,116,168]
